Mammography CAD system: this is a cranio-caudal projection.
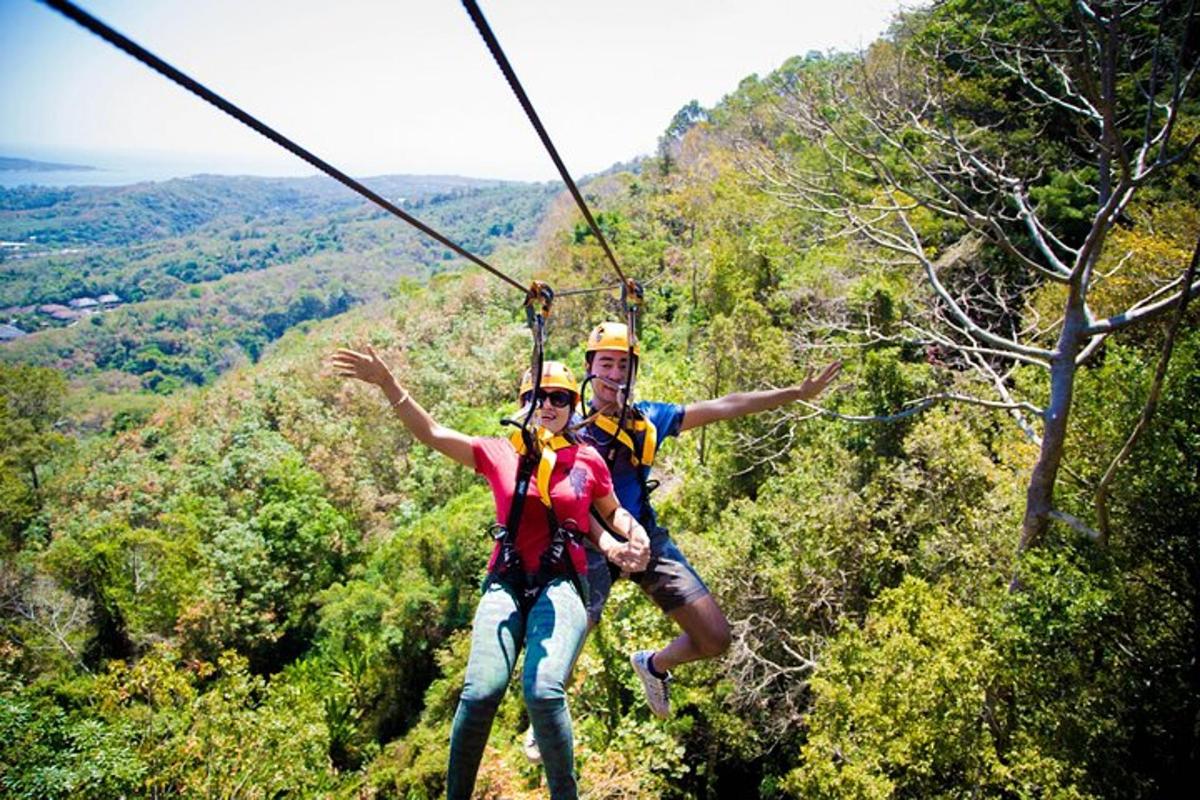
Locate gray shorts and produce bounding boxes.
[584,530,710,626]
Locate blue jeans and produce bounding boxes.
[447,576,588,800]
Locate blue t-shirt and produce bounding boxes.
[582,400,685,531]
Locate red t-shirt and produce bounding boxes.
[473,437,614,577]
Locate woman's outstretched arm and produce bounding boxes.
[332,345,475,467]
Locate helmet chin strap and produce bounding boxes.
[612,279,642,454]
[587,374,630,411]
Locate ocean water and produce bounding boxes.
[0,150,312,189]
[1,167,187,189]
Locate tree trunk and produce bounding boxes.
[1018,292,1088,554]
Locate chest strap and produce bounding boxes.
[592,412,658,467]
[508,427,573,507]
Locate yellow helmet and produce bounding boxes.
[585,321,640,356]
[519,361,579,401]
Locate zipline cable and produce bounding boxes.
[40,0,528,295]
[461,0,629,287]
[557,283,621,297]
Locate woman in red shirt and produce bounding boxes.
[333,347,648,800]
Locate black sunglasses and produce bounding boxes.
[522,390,573,408]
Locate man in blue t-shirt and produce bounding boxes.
[581,321,841,719]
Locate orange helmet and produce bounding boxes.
[585,321,639,356]
[518,361,579,402]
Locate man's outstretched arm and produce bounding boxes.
[678,360,841,432]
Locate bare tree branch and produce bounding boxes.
[794,391,1045,424]
[1094,233,1199,542]
[1049,507,1102,540]
[1086,278,1200,334]
[738,0,1198,556]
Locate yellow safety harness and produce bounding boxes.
[507,426,574,507]
[589,411,658,467]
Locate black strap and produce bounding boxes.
[540,503,586,602]
[504,454,537,538]
[490,452,538,604]
[610,280,643,456]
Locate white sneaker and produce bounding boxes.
[523,725,542,764]
[630,650,671,718]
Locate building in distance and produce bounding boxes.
[0,323,27,340]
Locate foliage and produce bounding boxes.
[0,363,72,547]
[789,578,1005,799]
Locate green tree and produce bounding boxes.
[0,363,71,546]
[748,0,1200,556]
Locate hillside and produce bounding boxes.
[0,173,557,420]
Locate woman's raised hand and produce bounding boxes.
[332,344,394,388]
[796,359,843,402]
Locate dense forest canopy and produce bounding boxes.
[2,1,1198,797]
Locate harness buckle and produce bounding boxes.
[559,519,583,542]
[524,280,554,327]
[621,278,644,311]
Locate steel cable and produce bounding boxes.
[461,0,629,287]
[41,0,528,294]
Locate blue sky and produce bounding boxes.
[1,0,910,182]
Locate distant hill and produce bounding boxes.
[0,155,96,172]
[0,172,559,399]
[0,173,539,247]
